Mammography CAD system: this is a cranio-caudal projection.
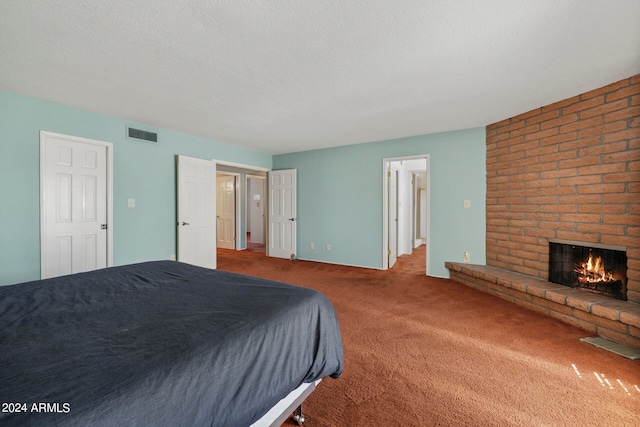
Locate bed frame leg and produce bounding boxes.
[292,404,305,425]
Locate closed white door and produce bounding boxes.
[268,169,296,259]
[216,174,235,250]
[41,132,109,278]
[177,155,216,269]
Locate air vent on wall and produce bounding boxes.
[127,127,158,143]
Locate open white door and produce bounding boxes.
[40,131,112,279]
[177,155,216,269]
[268,169,296,259]
[388,167,398,268]
[216,174,236,249]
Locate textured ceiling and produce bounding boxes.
[1,1,639,154]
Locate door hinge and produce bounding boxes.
[387,171,391,177]
[101,224,108,230]
[388,249,391,256]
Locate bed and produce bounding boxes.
[0,261,344,426]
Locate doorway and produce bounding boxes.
[383,155,429,274]
[214,161,269,265]
[412,171,428,248]
[246,175,266,252]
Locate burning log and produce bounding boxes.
[573,253,624,298]
[574,253,615,284]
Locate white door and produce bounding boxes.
[177,155,216,269]
[216,174,235,250]
[268,169,296,259]
[40,132,110,279]
[388,168,398,268]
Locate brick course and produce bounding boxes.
[446,262,640,349]
[486,75,640,303]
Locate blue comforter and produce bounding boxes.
[0,261,343,426]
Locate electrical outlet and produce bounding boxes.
[326,244,331,251]
[309,242,315,250]
[463,252,470,263]
[170,254,176,261]
[464,200,470,209]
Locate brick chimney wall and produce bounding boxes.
[486,75,640,303]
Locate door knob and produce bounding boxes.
[289,218,295,221]
[182,221,190,226]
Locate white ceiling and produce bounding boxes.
[1,1,639,155]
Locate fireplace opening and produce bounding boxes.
[549,240,627,301]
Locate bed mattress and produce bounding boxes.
[0,261,343,426]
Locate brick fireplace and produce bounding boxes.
[486,75,639,303]
[448,75,640,349]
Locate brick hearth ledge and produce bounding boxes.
[445,262,640,350]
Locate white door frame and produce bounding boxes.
[382,155,430,274]
[213,159,270,252]
[40,131,114,276]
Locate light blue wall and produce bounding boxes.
[0,92,271,285]
[0,91,486,284]
[273,128,486,277]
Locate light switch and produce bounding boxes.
[464,200,470,209]
[128,198,136,208]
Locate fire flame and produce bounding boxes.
[574,254,614,283]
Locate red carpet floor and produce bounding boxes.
[218,247,640,426]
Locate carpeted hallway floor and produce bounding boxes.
[217,247,640,426]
